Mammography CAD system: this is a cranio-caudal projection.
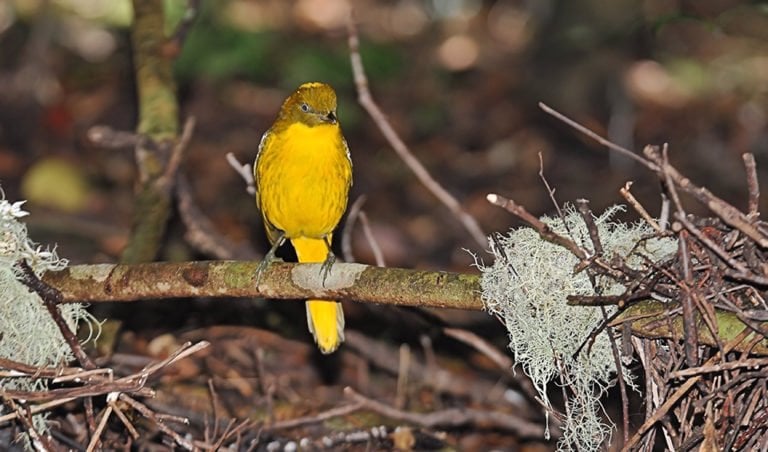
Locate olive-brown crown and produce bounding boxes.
[277,82,338,127]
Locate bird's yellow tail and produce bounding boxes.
[291,236,345,354]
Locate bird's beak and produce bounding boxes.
[325,111,337,124]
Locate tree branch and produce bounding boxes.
[122,0,182,264]
[347,16,487,249]
[612,300,768,356]
[42,259,768,359]
[42,261,484,311]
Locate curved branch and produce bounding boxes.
[347,17,487,249]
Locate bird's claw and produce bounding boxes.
[320,252,336,287]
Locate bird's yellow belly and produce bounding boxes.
[258,124,351,239]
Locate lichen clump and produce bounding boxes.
[480,205,677,451]
[0,192,96,442]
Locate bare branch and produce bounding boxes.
[14,260,95,370]
[344,387,546,438]
[645,145,768,248]
[342,195,367,262]
[486,193,587,260]
[743,153,760,218]
[226,152,256,195]
[538,102,656,171]
[347,16,487,248]
[619,181,661,232]
[177,174,259,260]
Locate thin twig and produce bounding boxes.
[208,418,252,451]
[84,396,98,444]
[359,211,385,267]
[342,195,367,262]
[0,392,56,451]
[622,328,754,451]
[162,0,200,58]
[254,347,274,425]
[53,368,113,384]
[119,394,195,450]
[140,341,210,376]
[443,328,512,370]
[669,357,768,378]
[538,102,656,171]
[673,212,749,273]
[601,306,629,447]
[14,260,95,370]
[619,181,661,232]
[344,387,546,438]
[658,191,670,232]
[2,377,150,402]
[395,344,410,409]
[575,199,603,256]
[347,16,487,248]
[226,152,256,195]
[659,145,699,367]
[110,398,140,439]
[86,402,113,452]
[207,379,221,442]
[159,115,196,189]
[743,153,760,218]
[0,357,84,379]
[486,193,587,260]
[0,397,76,424]
[539,152,566,220]
[678,234,700,367]
[340,195,385,266]
[87,125,141,149]
[645,145,768,248]
[267,402,365,430]
[177,173,259,260]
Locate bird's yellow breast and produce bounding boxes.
[256,122,352,239]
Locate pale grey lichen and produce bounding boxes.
[0,190,98,447]
[478,204,677,451]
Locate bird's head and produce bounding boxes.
[280,82,338,127]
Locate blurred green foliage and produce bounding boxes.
[280,44,351,89]
[174,3,403,90]
[174,21,275,81]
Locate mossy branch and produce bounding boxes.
[42,261,484,311]
[41,261,767,355]
[613,300,768,356]
[121,0,181,264]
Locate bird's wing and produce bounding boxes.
[342,134,353,187]
[253,129,272,208]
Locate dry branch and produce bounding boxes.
[347,17,487,249]
[344,387,545,438]
[533,103,768,451]
[14,260,95,370]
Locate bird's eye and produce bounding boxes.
[300,103,310,112]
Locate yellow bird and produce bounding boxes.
[254,82,352,354]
